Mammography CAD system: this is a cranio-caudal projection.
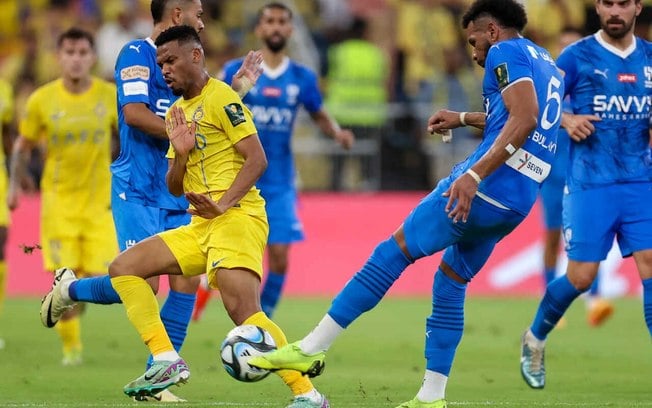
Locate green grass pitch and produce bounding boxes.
[1,296,651,407]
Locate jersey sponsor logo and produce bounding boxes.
[505,148,551,183]
[617,73,637,83]
[129,44,142,53]
[250,105,293,126]
[262,86,282,97]
[494,63,509,89]
[120,65,150,81]
[122,81,148,96]
[593,94,650,117]
[224,103,246,126]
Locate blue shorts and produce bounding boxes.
[260,188,304,244]
[539,171,564,230]
[112,188,190,251]
[403,180,525,282]
[563,182,652,261]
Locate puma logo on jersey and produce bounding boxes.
[129,44,142,53]
[593,68,608,79]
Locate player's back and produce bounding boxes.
[112,38,187,210]
[222,57,322,193]
[20,77,116,212]
[451,38,563,215]
[558,35,652,191]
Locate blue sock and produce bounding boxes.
[543,267,556,286]
[425,270,467,376]
[146,290,195,369]
[69,275,121,304]
[260,271,286,318]
[329,236,412,328]
[530,275,582,340]
[643,278,652,337]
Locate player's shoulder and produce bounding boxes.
[116,38,155,66]
[287,59,317,76]
[92,76,117,92]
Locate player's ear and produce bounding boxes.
[171,7,183,25]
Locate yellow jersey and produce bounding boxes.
[166,78,265,216]
[19,77,117,212]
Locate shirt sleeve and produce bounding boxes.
[216,86,257,145]
[298,67,323,113]
[555,47,577,98]
[486,42,534,93]
[115,42,153,108]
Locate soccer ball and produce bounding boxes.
[220,324,277,382]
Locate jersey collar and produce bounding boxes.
[261,56,290,80]
[594,30,636,59]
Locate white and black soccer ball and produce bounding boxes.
[220,324,277,382]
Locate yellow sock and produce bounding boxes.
[244,311,315,396]
[55,316,81,356]
[0,261,5,315]
[111,275,173,355]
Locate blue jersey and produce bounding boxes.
[449,38,563,215]
[111,38,187,210]
[222,57,323,194]
[558,34,652,192]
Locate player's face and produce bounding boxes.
[596,0,641,39]
[157,41,197,96]
[465,20,491,68]
[256,7,293,53]
[57,38,95,81]
[178,0,205,33]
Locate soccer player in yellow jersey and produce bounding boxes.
[8,28,118,365]
[96,25,328,407]
[0,79,15,350]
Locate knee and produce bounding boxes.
[222,296,260,325]
[566,270,595,291]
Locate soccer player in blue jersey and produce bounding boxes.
[192,1,354,320]
[249,1,563,406]
[520,0,652,390]
[538,28,614,328]
[39,0,260,402]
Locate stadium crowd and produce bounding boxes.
[1,0,651,191]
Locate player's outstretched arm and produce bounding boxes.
[428,109,486,134]
[231,50,264,99]
[310,109,354,149]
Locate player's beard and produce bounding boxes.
[264,35,287,53]
[602,17,634,39]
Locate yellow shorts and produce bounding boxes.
[41,205,118,273]
[158,207,268,289]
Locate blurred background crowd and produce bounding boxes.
[2,0,652,191]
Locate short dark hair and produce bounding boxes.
[154,24,202,48]
[462,0,527,31]
[256,2,293,24]
[57,27,95,49]
[151,0,195,24]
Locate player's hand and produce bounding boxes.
[428,109,463,134]
[442,173,479,223]
[232,50,263,97]
[563,113,600,142]
[185,192,227,219]
[334,129,355,149]
[167,106,196,156]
